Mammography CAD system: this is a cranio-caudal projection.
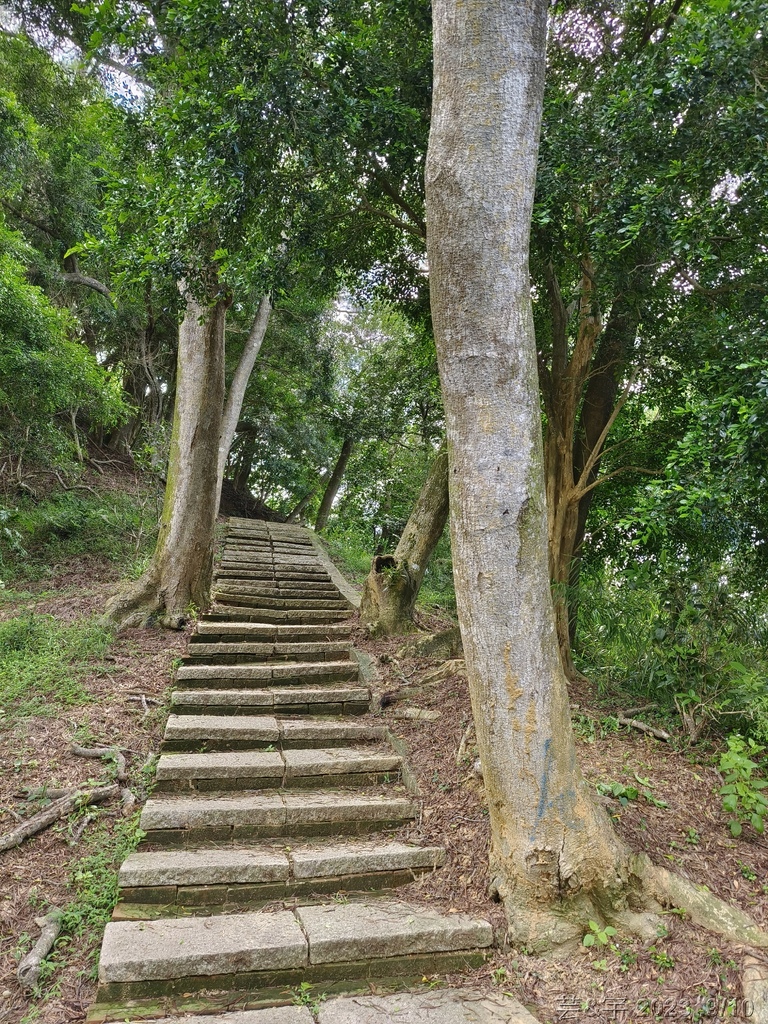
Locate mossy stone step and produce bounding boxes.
[170,686,370,717]
[213,594,351,612]
[193,622,352,641]
[175,661,359,688]
[140,790,417,844]
[98,901,493,1000]
[117,841,446,910]
[182,641,353,665]
[207,609,353,624]
[161,714,386,752]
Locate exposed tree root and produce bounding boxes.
[70,743,128,782]
[397,625,464,661]
[0,784,119,852]
[102,568,188,630]
[17,908,64,990]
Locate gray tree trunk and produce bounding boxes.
[216,294,271,504]
[315,438,354,532]
[360,450,449,636]
[104,284,229,628]
[425,0,632,948]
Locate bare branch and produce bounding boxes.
[358,200,427,241]
[58,271,113,300]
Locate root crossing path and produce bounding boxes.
[89,520,536,1024]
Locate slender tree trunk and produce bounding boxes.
[360,450,449,635]
[315,438,354,532]
[216,294,271,502]
[426,0,633,948]
[104,284,229,629]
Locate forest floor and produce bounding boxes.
[0,513,766,1024]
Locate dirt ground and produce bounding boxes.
[0,548,766,1024]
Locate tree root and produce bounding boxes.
[617,716,671,742]
[633,853,768,948]
[17,908,64,990]
[0,784,119,852]
[102,566,187,630]
[70,743,128,782]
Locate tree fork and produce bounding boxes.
[360,449,449,636]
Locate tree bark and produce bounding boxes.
[426,0,634,948]
[315,438,354,532]
[104,283,229,628]
[216,294,271,504]
[360,449,450,635]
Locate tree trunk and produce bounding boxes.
[315,438,354,532]
[216,294,271,504]
[426,0,634,948]
[541,290,638,673]
[360,450,449,636]
[104,284,229,628]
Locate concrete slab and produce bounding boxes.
[156,751,284,781]
[297,901,493,964]
[281,792,416,826]
[99,913,307,983]
[317,990,539,1024]
[271,686,369,706]
[119,849,290,887]
[289,841,445,880]
[282,748,400,778]
[151,1009,314,1024]
[171,690,274,708]
[140,794,284,831]
[164,715,280,742]
[99,912,307,982]
[279,720,387,743]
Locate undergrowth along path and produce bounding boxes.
[88,518,531,1024]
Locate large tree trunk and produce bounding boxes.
[315,438,354,532]
[426,0,634,949]
[216,294,271,504]
[104,284,229,629]
[360,450,449,636]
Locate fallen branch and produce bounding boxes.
[69,811,97,845]
[0,784,119,853]
[70,744,127,782]
[126,694,160,706]
[17,908,64,990]
[16,787,77,802]
[618,716,671,742]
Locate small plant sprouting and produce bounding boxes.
[292,981,327,1014]
[582,920,616,947]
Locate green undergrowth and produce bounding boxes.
[17,813,145,1002]
[324,524,457,614]
[0,485,160,588]
[0,614,114,726]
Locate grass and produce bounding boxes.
[0,486,160,587]
[0,614,114,727]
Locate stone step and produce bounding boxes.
[161,715,387,752]
[214,569,334,582]
[192,622,352,642]
[214,589,344,605]
[97,901,493,1001]
[213,594,350,611]
[175,660,359,688]
[221,553,320,566]
[170,686,370,717]
[207,608,353,624]
[140,790,417,845]
[182,641,353,665]
[154,746,402,793]
[94,993,537,1024]
[117,840,446,910]
[214,584,343,599]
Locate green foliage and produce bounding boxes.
[26,814,145,992]
[292,981,326,1014]
[582,920,617,948]
[0,486,159,584]
[0,614,113,726]
[719,734,768,837]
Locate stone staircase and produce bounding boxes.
[88,519,511,1024]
